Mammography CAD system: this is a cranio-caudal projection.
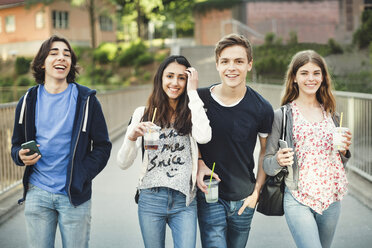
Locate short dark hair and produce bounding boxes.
[215,33,253,64]
[31,35,78,84]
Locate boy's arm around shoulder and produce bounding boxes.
[117,106,144,169]
[263,108,284,176]
[83,96,112,180]
[188,90,211,144]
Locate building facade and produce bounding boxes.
[0,0,116,59]
[194,0,368,46]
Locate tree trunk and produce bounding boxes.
[136,0,141,39]
[89,0,96,48]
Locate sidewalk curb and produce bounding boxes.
[0,185,24,226]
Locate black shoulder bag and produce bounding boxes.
[257,106,288,216]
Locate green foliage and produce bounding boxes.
[117,40,148,67]
[370,43,372,71]
[264,32,283,46]
[84,65,114,86]
[15,57,32,75]
[16,75,33,86]
[264,33,275,45]
[72,46,91,60]
[288,31,298,45]
[160,0,196,37]
[353,10,372,49]
[94,50,110,64]
[333,71,372,93]
[327,38,343,54]
[143,71,151,81]
[134,52,154,67]
[155,51,168,62]
[254,41,331,79]
[254,56,286,76]
[0,76,13,87]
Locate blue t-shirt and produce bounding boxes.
[29,83,78,194]
[198,85,274,201]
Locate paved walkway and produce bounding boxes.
[1,137,372,248]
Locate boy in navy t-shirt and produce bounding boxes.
[197,34,274,248]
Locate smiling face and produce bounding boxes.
[295,62,323,97]
[216,45,252,89]
[162,62,187,106]
[43,41,72,84]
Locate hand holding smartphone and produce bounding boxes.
[278,139,293,166]
[279,139,288,149]
[21,140,41,156]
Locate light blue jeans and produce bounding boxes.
[197,190,255,248]
[24,184,91,248]
[138,187,197,248]
[284,187,341,248]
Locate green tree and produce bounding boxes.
[115,0,196,39]
[353,10,372,49]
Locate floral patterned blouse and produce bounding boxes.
[291,101,348,214]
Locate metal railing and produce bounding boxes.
[0,84,371,196]
[0,85,152,195]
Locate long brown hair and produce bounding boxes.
[281,50,336,113]
[143,55,192,135]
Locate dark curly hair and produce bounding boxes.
[31,35,78,84]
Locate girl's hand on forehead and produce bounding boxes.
[185,67,198,91]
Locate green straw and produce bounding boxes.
[208,162,216,191]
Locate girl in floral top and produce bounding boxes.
[263,50,352,248]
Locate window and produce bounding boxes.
[52,10,69,29]
[99,15,113,31]
[5,15,15,33]
[35,11,45,29]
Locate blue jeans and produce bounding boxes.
[284,187,341,248]
[138,187,197,248]
[24,184,91,248]
[197,190,255,248]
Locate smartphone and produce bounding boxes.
[21,140,41,156]
[279,139,288,149]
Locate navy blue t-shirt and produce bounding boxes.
[198,85,273,201]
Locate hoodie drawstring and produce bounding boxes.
[82,96,90,132]
[18,91,29,124]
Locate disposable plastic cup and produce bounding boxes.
[204,178,219,203]
[333,127,349,151]
[144,125,161,150]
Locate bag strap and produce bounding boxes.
[280,105,287,141]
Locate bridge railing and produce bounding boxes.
[0,85,151,195]
[0,84,371,197]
